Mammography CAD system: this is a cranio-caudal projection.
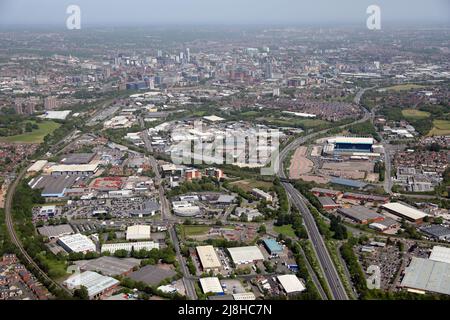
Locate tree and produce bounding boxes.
[74,285,89,300]
[258,224,267,234]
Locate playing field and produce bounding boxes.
[401,109,430,120]
[180,225,211,238]
[0,120,61,144]
[229,179,273,192]
[385,84,426,91]
[273,224,296,238]
[428,120,450,136]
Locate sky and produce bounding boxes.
[0,0,449,27]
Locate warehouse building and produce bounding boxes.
[76,256,140,276]
[263,238,283,255]
[227,246,264,265]
[27,160,48,173]
[337,206,384,224]
[400,257,450,296]
[318,197,340,211]
[277,274,306,294]
[343,192,389,204]
[311,188,343,198]
[381,202,427,223]
[63,271,119,300]
[57,234,96,253]
[60,153,96,165]
[126,225,151,241]
[420,225,450,241]
[429,246,450,264]
[29,175,79,198]
[330,177,367,189]
[199,277,224,295]
[48,163,99,176]
[196,245,222,272]
[101,241,159,254]
[37,224,73,240]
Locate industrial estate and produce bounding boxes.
[0,2,450,304]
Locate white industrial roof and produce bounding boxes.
[64,271,119,298]
[277,274,306,294]
[199,277,223,294]
[401,257,450,295]
[101,241,159,254]
[429,246,450,264]
[227,246,264,264]
[126,225,151,240]
[203,115,225,122]
[196,245,222,270]
[27,160,48,172]
[58,234,96,253]
[381,202,427,221]
[232,292,256,300]
[49,162,99,173]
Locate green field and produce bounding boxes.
[401,109,431,120]
[385,84,426,91]
[0,120,61,144]
[428,120,450,136]
[273,224,296,238]
[258,117,328,129]
[229,179,273,192]
[180,225,211,238]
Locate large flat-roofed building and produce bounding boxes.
[263,238,283,255]
[48,163,99,176]
[126,225,151,241]
[311,187,343,198]
[63,271,119,300]
[429,246,450,264]
[199,277,224,295]
[196,245,222,272]
[337,206,384,224]
[60,153,96,165]
[400,257,450,296]
[37,224,73,240]
[318,197,340,211]
[343,192,389,204]
[29,175,79,198]
[277,274,306,294]
[328,136,374,153]
[251,188,273,202]
[381,202,427,223]
[420,225,450,241]
[101,241,159,254]
[227,246,264,265]
[58,234,96,253]
[76,256,140,276]
[27,160,48,173]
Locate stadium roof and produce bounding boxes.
[429,246,450,264]
[400,257,450,296]
[227,246,264,264]
[332,136,374,145]
[277,275,306,294]
[199,277,223,294]
[196,245,222,270]
[381,202,427,221]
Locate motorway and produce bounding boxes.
[276,87,375,300]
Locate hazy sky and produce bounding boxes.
[0,0,449,27]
